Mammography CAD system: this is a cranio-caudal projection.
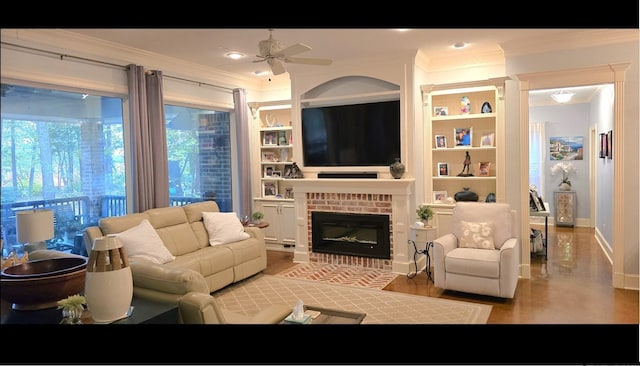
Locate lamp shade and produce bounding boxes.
[16,209,54,243]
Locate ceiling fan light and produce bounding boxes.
[551,90,575,104]
[225,52,245,60]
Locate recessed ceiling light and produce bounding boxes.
[453,42,466,49]
[225,52,245,60]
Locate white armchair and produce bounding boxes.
[432,202,519,299]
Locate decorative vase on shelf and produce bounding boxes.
[389,158,405,179]
[454,188,479,202]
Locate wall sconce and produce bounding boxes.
[550,90,575,104]
[16,209,54,252]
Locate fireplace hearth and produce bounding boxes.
[311,211,391,260]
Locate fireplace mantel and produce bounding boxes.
[288,178,414,195]
[288,178,416,274]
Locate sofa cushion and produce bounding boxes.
[147,206,200,256]
[459,220,495,250]
[202,212,250,246]
[115,219,176,264]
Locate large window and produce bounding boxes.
[165,104,233,212]
[1,84,125,256]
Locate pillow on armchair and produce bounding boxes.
[458,220,495,250]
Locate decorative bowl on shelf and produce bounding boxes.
[0,257,88,310]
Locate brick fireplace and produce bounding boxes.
[288,178,415,274]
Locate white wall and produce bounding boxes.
[530,103,592,221]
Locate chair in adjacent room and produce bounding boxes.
[177,292,292,324]
[432,202,519,299]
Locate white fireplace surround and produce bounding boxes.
[289,178,417,274]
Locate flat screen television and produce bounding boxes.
[301,100,401,167]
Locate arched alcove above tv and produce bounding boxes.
[300,76,400,107]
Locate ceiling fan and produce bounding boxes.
[253,29,332,76]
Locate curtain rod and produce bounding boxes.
[2,41,235,93]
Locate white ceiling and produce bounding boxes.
[45,28,639,104]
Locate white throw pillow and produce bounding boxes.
[202,212,250,246]
[459,220,495,250]
[115,219,176,264]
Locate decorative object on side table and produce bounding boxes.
[58,294,86,324]
[0,255,87,310]
[84,235,133,323]
[550,162,577,191]
[251,211,264,224]
[416,204,434,227]
[389,158,405,179]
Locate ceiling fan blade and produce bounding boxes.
[285,57,333,66]
[276,43,312,58]
[267,58,287,75]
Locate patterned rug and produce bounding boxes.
[274,262,399,290]
[212,274,492,324]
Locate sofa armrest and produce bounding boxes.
[129,260,210,296]
[29,249,86,260]
[242,226,264,242]
[83,226,105,254]
[178,292,291,324]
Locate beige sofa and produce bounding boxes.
[82,201,267,304]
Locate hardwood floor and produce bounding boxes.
[265,225,638,324]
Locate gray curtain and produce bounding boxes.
[233,88,251,217]
[128,64,170,212]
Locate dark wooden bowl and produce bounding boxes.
[0,257,88,310]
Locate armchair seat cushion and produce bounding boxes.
[445,248,500,278]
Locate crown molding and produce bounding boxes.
[501,29,639,57]
[2,29,264,91]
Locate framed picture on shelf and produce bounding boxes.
[433,190,447,203]
[264,165,275,177]
[435,135,447,149]
[283,164,294,178]
[606,130,613,159]
[454,127,472,147]
[263,131,278,146]
[437,162,449,177]
[434,106,448,116]
[477,161,491,176]
[480,132,495,147]
[272,170,282,178]
[262,151,276,162]
[262,182,277,197]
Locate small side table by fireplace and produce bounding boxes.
[408,225,437,282]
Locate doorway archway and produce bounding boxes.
[516,63,629,287]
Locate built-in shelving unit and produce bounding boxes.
[249,100,296,251]
[420,78,508,235]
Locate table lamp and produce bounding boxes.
[16,209,54,253]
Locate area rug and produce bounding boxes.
[274,262,399,290]
[212,274,492,324]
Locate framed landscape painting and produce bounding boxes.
[550,136,583,160]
